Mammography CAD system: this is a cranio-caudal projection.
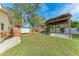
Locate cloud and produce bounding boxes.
[40,4,49,12]
[57,4,74,15]
[38,3,79,20]
[70,4,79,15]
[37,4,49,19]
[53,3,79,20]
[45,4,74,19]
[38,4,49,14]
[47,4,74,17]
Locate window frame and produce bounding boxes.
[1,23,4,30]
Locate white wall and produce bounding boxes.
[64,28,79,34]
[21,28,30,33]
[51,28,79,34]
[0,12,10,32]
[51,28,62,33]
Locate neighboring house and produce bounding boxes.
[0,5,12,42]
[46,13,79,35]
[64,28,79,34]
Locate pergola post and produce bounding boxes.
[55,25,56,33]
[68,19,72,39]
[51,25,53,33]
[46,13,72,39]
[50,25,52,33]
[52,25,53,32]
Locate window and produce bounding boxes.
[1,23,4,30]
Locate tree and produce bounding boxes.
[12,12,22,26]
[2,4,24,26]
[3,3,45,32]
[12,3,28,27]
[25,4,42,27]
[24,3,45,32]
[28,13,45,32]
[76,21,79,31]
[71,21,78,28]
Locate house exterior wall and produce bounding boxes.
[0,11,11,38]
[52,28,61,33]
[64,28,79,34]
[50,28,79,34]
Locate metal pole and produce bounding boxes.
[68,19,72,39]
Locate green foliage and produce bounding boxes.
[28,14,45,27]
[12,12,22,26]
[3,3,44,27]
[26,4,41,14]
[54,25,68,29]
[71,21,79,28]
[26,4,44,28]
[76,23,79,31]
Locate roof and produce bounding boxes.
[15,25,22,28]
[0,9,12,24]
[46,13,72,25]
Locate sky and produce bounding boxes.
[38,3,79,21]
[3,3,79,21]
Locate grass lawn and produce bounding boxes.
[0,33,79,56]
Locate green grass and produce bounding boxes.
[0,34,79,56]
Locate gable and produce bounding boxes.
[0,9,12,24]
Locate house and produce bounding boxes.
[46,13,72,39]
[0,5,12,42]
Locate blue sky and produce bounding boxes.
[3,3,79,21]
[38,3,79,21]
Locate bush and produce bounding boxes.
[76,23,79,32]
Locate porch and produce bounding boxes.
[46,13,72,39]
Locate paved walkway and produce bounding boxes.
[50,33,70,39]
[0,36,21,54]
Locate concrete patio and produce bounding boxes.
[50,33,71,39]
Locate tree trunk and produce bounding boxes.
[31,27,35,33]
[22,12,24,27]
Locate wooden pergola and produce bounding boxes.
[46,13,72,39]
